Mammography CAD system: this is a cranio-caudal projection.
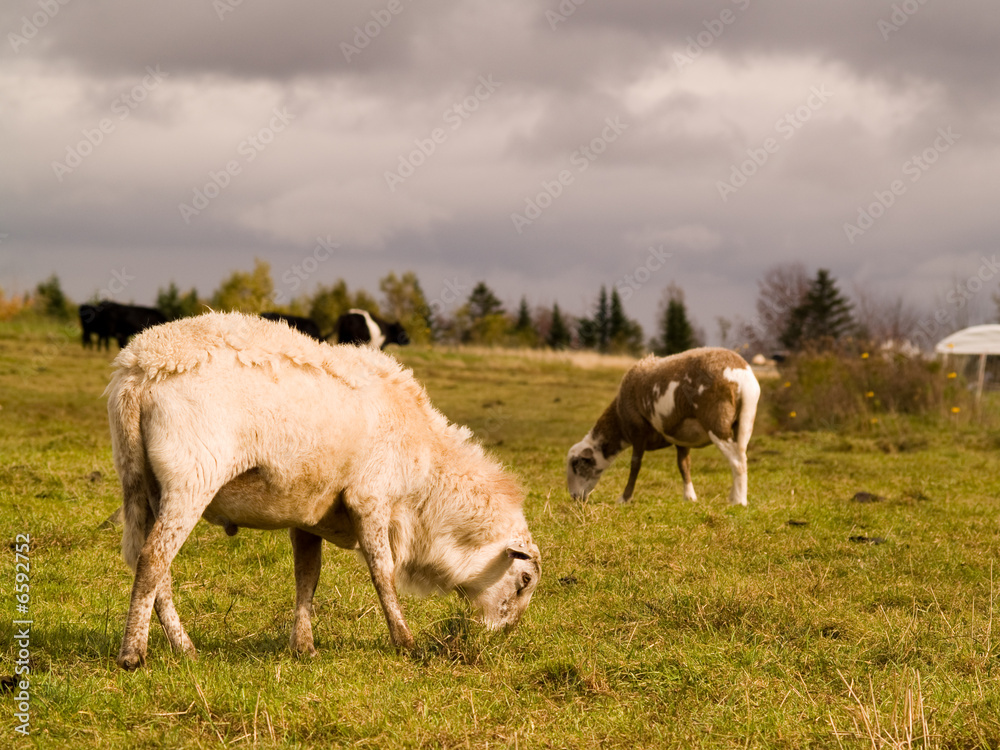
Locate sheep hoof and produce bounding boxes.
[293,645,318,659]
[618,495,632,504]
[117,649,145,671]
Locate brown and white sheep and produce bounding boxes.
[106,312,540,670]
[566,348,760,506]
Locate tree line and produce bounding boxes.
[6,259,993,356]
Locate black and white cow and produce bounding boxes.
[260,312,325,341]
[336,309,409,349]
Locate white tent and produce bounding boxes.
[934,324,1000,400]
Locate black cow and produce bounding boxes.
[335,309,408,349]
[79,301,122,350]
[79,303,104,349]
[260,312,325,341]
[82,302,167,349]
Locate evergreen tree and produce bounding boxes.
[547,303,571,349]
[514,297,533,333]
[578,286,611,351]
[512,296,538,347]
[608,287,627,341]
[457,281,507,345]
[34,274,73,320]
[780,268,854,350]
[652,284,695,356]
[467,281,504,320]
[608,287,644,355]
[156,282,201,320]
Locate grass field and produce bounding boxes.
[2,318,999,748]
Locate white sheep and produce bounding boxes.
[106,312,540,669]
[567,348,760,506]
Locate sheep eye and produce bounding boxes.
[519,572,533,591]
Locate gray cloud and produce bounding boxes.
[2,0,998,342]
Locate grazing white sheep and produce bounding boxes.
[567,348,760,506]
[106,312,540,670]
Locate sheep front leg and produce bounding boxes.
[289,528,322,657]
[676,446,697,502]
[619,446,644,503]
[351,505,415,651]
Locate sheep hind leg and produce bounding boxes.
[708,433,748,506]
[117,507,203,670]
[153,570,196,659]
[289,528,322,657]
[676,446,697,502]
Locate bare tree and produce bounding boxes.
[852,282,923,346]
[739,262,809,355]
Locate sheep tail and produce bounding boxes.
[105,370,153,572]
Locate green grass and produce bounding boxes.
[2,319,1000,748]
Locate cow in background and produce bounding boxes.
[104,303,167,348]
[79,303,106,349]
[80,302,167,349]
[260,312,325,341]
[336,309,408,349]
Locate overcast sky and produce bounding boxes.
[2,0,998,343]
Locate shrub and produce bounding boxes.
[766,343,972,431]
[0,287,29,321]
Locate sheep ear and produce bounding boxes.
[506,540,532,560]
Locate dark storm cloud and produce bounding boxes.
[3,0,999,340]
[575,0,1000,93]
